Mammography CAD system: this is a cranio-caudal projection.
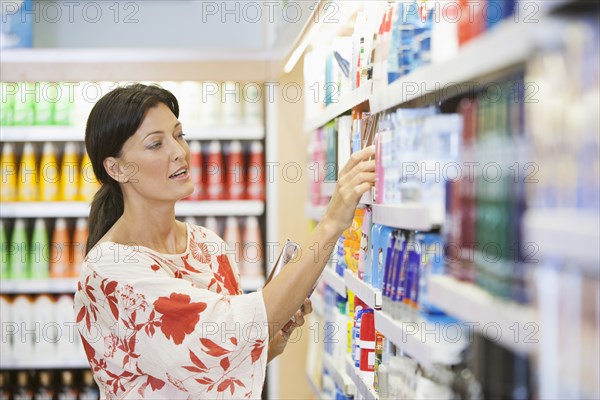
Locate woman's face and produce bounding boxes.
[108,102,194,202]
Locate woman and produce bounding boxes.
[74,84,375,399]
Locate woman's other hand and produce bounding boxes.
[322,145,376,235]
[267,299,312,362]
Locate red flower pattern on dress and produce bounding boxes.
[154,293,207,345]
[74,223,267,399]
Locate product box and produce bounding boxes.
[0,0,33,49]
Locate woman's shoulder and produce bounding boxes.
[187,222,226,246]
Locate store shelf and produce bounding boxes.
[428,275,538,355]
[371,204,441,231]
[304,203,327,222]
[374,310,466,368]
[304,84,372,133]
[0,201,264,218]
[322,267,347,298]
[0,202,90,218]
[306,371,322,399]
[524,209,600,272]
[0,125,265,142]
[345,356,378,400]
[0,278,78,294]
[0,358,89,370]
[369,20,560,113]
[323,353,356,397]
[0,48,275,82]
[344,269,381,309]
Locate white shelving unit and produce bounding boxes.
[524,209,600,272]
[428,275,538,355]
[322,267,347,298]
[0,278,78,294]
[374,310,467,368]
[345,356,378,400]
[0,125,265,142]
[304,83,372,133]
[0,200,264,218]
[323,353,356,397]
[344,269,381,310]
[0,358,90,370]
[369,19,561,113]
[310,291,326,318]
[371,204,442,231]
[304,203,327,222]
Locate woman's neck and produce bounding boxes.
[111,200,186,254]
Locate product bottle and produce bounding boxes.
[79,151,99,202]
[0,371,9,400]
[10,218,29,279]
[0,221,8,279]
[357,206,372,281]
[34,371,54,400]
[12,296,34,364]
[50,218,70,278]
[55,295,80,360]
[186,141,203,200]
[243,84,263,126]
[53,82,73,126]
[359,310,376,384]
[30,218,49,279]
[57,371,77,400]
[205,141,224,200]
[204,216,221,236]
[246,141,265,200]
[0,82,15,126]
[79,371,100,400]
[223,217,242,266]
[199,81,221,127]
[221,81,241,125]
[226,141,245,200]
[35,82,55,126]
[13,371,33,400]
[0,296,12,365]
[71,218,88,277]
[18,142,38,202]
[39,142,60,201]
[241,216,263,278]
[13,82,35,126]
[60,142,79,201]
[0,143,17,202]
[33,295,57,360]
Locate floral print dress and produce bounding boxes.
[74,223,268,399]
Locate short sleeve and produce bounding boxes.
[74,246,269,400]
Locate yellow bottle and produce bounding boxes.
[17,142,38,202]
[60,142,79,201]
[39,142,60,201]
[0,143,17,202]
[79,151,99,202]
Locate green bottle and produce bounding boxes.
[9,219,30,279]
[0,82,15,126]
[0,220,8,279]
[30,218,49,279]
[13,82,36,126]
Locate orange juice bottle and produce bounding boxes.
[50,218,70,278]
[60,142,79,201]
[39,142,60,201]
[0,143,17,202]
[17,142,38,202]
[71,218,88,277]
[79,151,99,201]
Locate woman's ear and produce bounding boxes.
[103,157,129,183]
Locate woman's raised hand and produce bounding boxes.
[321,146,376,235]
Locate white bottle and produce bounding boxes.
[221,81,241,125]
[223,217,242,267]
[11,295,35,364]
[241,216,263,278]
[33,295,57,361]
[243,83,263,126]
[0,296,12,364]
[204,216,221,237]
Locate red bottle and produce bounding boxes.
[226,141,245,200]
[246,141,265,201]
[187,141,203,200]
[206,141,224,200]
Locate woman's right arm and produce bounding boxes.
[261,146,376,339]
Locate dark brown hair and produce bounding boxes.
[85,84,179,254]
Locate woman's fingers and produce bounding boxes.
[338,146,376,176]
[302,299,313,315]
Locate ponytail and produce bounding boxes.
[85,182,124,255]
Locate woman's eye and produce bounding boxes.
[177,132,186,140]
[149,142,161,149]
